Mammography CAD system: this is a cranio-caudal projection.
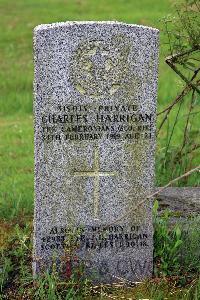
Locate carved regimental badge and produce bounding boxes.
[70,35,131,98]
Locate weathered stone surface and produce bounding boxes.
[156,187,200,216]
[33,21,159,283]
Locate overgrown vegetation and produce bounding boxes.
[153,201,200,282]
[153,201,183,277]
[0,0,200,298]
[0,0,199,223]
[0,204,200,299]
[156,0,200,186]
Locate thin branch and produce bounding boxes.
[157,67,199,116]
[165,20,173,56]
[108,165,200,226]
[157,69,200,135]
[179,143,200,159]
[182,110,200,117]
[157,85,190,116]
[190,58,200,62]
[184,65,197,72]
[194,0,200,11]
[157,86,189,134]
[179,89,196,154]
[166,56,200,95]
[166,48,199,63]
[165,95,183,155]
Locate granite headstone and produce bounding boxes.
[33,21,159,283]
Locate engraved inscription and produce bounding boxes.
[41,104,153,143]
[40,224,149,252]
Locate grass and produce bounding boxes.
[0,116,33,220]
[0,207,200,299]
[0,0,200,298]
[0,0,199,221]
[1,0,173,116]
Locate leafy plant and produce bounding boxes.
[153,200,183,276]
[32,269,91,300]
[0,252,13,293]
[157,0,200,186]
[0,223,93,299]
[179,215,200,274]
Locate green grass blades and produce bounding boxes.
[0,116,34,220]
[153,200,183,276]
[0,0,199,223]
[153,200,200,279]
[0,0,200,298]
[0,217,199,299]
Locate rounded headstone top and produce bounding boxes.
[34,21,159,34]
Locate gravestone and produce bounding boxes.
[33,21,159,283]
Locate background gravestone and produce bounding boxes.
[33,21,159,283]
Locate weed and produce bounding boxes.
[0,253,13,293]
[0,216,199,299]
[0,222,93,299]
[179,215,200,274]
[153,200,183,276]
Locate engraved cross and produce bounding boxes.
[73,147,117,219]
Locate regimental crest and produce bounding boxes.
[69,35,131,98]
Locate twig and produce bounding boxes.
[112,275,139,286]
[166,52,200,95]
[157,71,200,134]
[157,85,191,116]
[164,93,183,155]
[166,48,199,63]
[157,87,188,135]
[180,143,200,158]
[108,165,200,225]
[179,89,196,154]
